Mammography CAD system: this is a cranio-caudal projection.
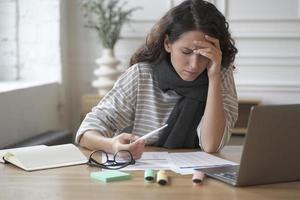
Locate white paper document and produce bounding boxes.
[104,152,172,171]
[168,152,238,174]
[125,152,173,170]
[105,151,237,174]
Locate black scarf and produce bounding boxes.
[153,60,208,148]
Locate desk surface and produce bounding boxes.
[1,146,299,200]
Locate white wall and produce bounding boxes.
[0,83,63,148]
[0,0,61,82]
[0,0,18,81]
[224,0,300,104]
[63,0,300,133]
[0,0,66,148]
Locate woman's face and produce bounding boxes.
[164,30,210,81]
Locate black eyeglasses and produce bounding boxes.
[87,150,135,170]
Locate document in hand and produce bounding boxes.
[2,144,88,171]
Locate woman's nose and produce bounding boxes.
[189,54,199,69]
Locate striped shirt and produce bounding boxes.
[76,62,238,150]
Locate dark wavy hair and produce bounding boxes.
[129,0,237,68]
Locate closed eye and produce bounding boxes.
[181,48,193,55]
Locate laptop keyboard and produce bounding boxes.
[199,165,240,183]
[214,171,238,181]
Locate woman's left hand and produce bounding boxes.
[193,35,222,79]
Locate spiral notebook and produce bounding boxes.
[1,144,88,171]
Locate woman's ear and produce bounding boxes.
[164,35,171,53]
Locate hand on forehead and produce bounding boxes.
[192,35,219,49]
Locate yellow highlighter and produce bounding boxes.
[157,170,168,185]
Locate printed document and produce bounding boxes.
[169,152,238,174]
[104,152,173,170]
[105,151,238,174]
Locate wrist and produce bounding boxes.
[111,137,119,153]
[208,71,221,82]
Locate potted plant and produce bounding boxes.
[81,0,140,95]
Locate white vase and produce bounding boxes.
[92,48,120,96]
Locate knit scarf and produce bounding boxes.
[153,60,208,148]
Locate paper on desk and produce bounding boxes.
[104,152,173,171]
[103,151,237,174]
[127,152,173,170]
[168,152,238,175]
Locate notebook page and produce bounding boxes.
[0,145,47,163]
[11,144,87,170]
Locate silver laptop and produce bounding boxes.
[198,104,300,186]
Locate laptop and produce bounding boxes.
[198,104,300,186]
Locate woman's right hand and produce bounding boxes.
[111,133,145,160]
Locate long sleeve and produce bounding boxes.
[75,65,139,144]
[197,65,239,151]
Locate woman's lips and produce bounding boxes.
[183,70,198,75]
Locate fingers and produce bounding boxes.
[129,139,145,160]
[130,135,141,142]
[117,133,135,143]
[193,46,220,62]
[193,35,220,52]
[204,35,220,48]
[193,36,222,66]
[117,140,145,160]
[113,133,145,160]
[195,49,214,61]
[112,133,133,153]
[193,42,217,58]
[193,36,218,48]
[193,41,212,49]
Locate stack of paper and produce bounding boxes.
[115,152,171,171]
[105,151,238,174]
[168,152,238,174]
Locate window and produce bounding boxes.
[0,0,61,83]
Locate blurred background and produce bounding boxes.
[1,0,300,148]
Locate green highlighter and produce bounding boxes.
[90,170,131,183]
[144,169,155,182]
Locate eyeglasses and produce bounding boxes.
[87,150,135,170]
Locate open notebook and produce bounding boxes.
[1,144,88,171]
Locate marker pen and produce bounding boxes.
[144,169,155,182]
[192,170,205,185]
[157,170,168,185]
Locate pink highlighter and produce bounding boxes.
[192,170,205,185]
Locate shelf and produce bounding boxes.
[232,128,247,135]
[232,99,261,135]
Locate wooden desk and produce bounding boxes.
[1,146,299,200]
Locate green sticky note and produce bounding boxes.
[90,170,131,183]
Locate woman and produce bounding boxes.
[76,0,238,159]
